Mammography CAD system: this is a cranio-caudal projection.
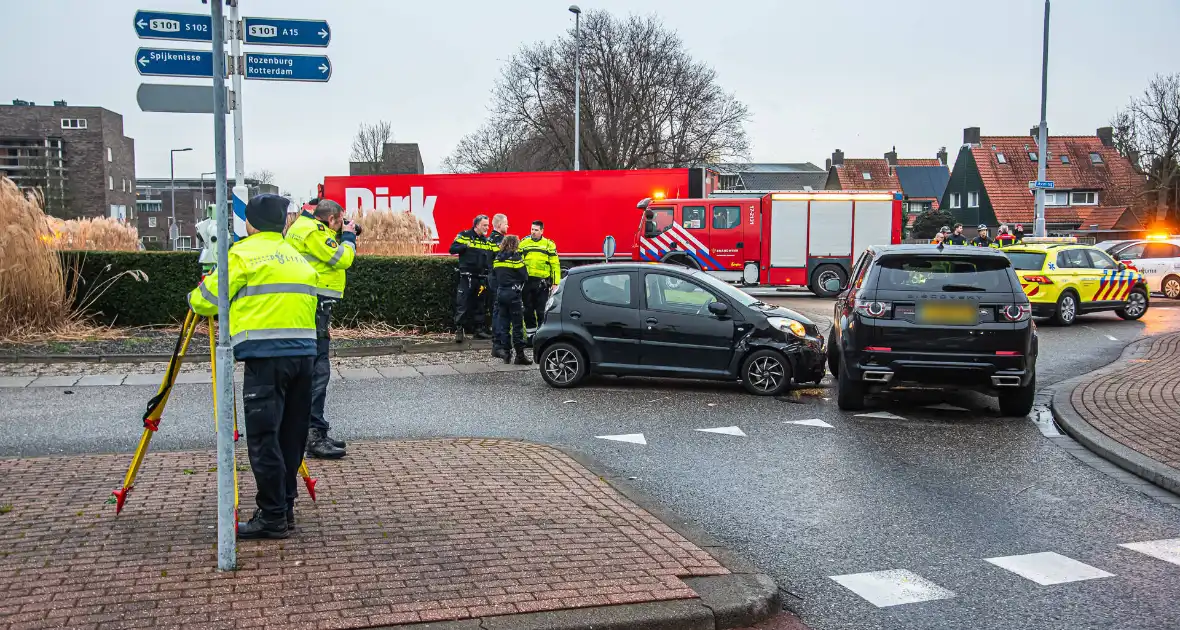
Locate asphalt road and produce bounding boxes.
[5,299,1180,630]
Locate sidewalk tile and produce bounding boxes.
[28,375,81,387]
[122,373,165,386]
[487,361,522,373]
[453,363,496,375]
[75,374,126,387]
[174,372,213,384]
[416,364,459,376]
[377,366,421,379]
[338,367,382,380]
[0,376,35,388]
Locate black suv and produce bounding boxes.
[532,263,826,396]
[826,245,1038,416]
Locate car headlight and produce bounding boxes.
[767,317,807,338]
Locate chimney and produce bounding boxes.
[1030,126,1041,139]
[825,158,832,170]
[831,149,844,167]
[1097,127,1114,148]
[884,146,898,166]
[937,146,948,166]
[963,127,981,146]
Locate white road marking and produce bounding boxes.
[829,569,956,607]
[856,411,906,420]
[1106,335,1119,341]
[985,552,1114,585]
[695,426,747,437]
[925,403,969,411]
[1119,539,1180,567]
[563,400,577,404]
[595,433,647,445]
[787,419,834,428]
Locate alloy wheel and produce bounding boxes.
[543,348,579,385]
[1125,291,1147,317]
[1165,278,1180,300]
[1060,296,1077,323]
[817,269,841,290]
[747,356,785,393]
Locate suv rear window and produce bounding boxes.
[1005,252,1046,270]
[875,255,1013,292]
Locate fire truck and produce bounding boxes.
[634,191,904,296]
[320,168,717,261]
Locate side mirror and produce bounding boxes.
[1118,262,1128,271]
[823,278,843,293]
[707,301,729,318]
[602,235,617,261]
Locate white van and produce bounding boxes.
[1110,239,1180,299]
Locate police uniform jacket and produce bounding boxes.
[450,229,496,274]
[520,236,561,285]
[285,212,356,299]
[492,251,528,299]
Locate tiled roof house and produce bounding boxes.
[941,127,1149,235]
[824,148,951,226]
[707,162,828,191]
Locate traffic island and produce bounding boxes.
[0,438,782,629]
[1051,331,1180,498]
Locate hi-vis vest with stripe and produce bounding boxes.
[187,231,318,360]
[519,236,560,284]
[285,213,355,298]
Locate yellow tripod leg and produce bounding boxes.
[113,310,200,514]
[299,460,318,501]
[209,317,241,526]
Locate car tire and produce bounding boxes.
[1116,287,1149,320]
[826,329,839,377]
[1163,275,1180,300]
[810,264,847,298]
[1051,291,1079,326]
[538,342,588,389]
[998,371,1036,417]
[836,360,865,411]
[741,349,792,396]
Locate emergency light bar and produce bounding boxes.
[770,192,898,202]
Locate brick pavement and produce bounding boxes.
[1069,332,1180,473]
[0,439,729,630]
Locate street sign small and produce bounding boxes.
[243,53,331,82]
[135,48,223,79]
[137,84,226,114]
[134,10,212,42]
[1029,180,1056,189]
[242,17,331,47]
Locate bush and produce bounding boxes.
[62,251,459,331]
[911,209,958,239]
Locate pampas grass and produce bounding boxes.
[43,216,139,251]
[354,211,432,256]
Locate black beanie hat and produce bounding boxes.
[245,194,289,233]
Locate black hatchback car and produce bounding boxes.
[532,263,826,395]
[826,245,1038,416]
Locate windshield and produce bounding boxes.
[687,269,760,307]
[1005,252,1047,270]
[874,255,1013,292]
[641,206,674,237]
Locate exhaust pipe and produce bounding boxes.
[991,375,1022,387]
[863,371,894,383]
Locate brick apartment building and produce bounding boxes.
[135,177,278,249]
[0,100,136,220]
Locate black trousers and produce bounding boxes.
[454,273,488,332]
[243,355,315,520]
[493,292,526,350]
[522,278,549,329]
[309,298,334,433]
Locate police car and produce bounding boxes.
[1107,236,1180,300]
[1001,237,1149,325]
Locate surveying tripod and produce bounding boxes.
[111,308,319,520]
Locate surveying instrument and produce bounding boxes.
[111,202,319,525]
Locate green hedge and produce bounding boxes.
[61,251,458,331]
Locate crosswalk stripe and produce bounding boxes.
[829,569,955,607]
[1119,539,1180,567]
[985,552,1114,585]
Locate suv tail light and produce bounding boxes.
[1023,275,1053,284]
[1002,304,1031,322]
[853,298,892,319]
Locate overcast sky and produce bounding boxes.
[3,0,1177,199]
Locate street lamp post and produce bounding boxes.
[1034,0,1050,238]
[170,147,192,249]
[200,171,216,216]
[569,5,581,172]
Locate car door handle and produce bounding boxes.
[569,310,581,319]
[645,317,658,325]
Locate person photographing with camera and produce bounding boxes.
[285,198,358,459]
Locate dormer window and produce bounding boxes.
[862,172,872,180]
[1061,155,1070,165]
[1090,152,1104,164]
[1028,152,1038,161]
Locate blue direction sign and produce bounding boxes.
[244,53,331,82]
[133,10,212,42]
[242,17,331,47]
[135,48,223,79]
[1029,180,1056,189]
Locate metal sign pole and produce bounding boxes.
[229,0,245,188]
[1034,0,1050,238]
[210,0,237,572]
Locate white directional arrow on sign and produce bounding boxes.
[595,433,647,445]
[136,19,147,29]
[319,28,329,38]
[138,56,149,67]
[318,64,329,73]
[696,426,746,437]
[787,419,834,428]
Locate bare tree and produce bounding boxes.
[247,169,276,185]
[350,120,394,175]
[445,10,749,173]
[1111,73,1180,224]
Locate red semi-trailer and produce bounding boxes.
[320,168,717,261]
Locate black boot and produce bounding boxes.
[503,348,514,364]
[287,508,295,532]
[454,329,467,344]
[238,509,288,540]
[474,329,493,340]
[491,347,507,360]
[513,348,533,366]
[322,432,346,449]
[306,428,346,459]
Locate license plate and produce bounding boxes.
[917,302,978,325]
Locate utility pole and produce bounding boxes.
[569,5,581,171]
[1034,0,1050,238]
[229,0,245,187]
[210,0,237,572]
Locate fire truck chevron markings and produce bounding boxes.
[595,433,647,445]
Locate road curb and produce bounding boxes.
[1049,334,1180,496]
[0,339,492,364]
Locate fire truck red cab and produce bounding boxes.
[634,190,903,296]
